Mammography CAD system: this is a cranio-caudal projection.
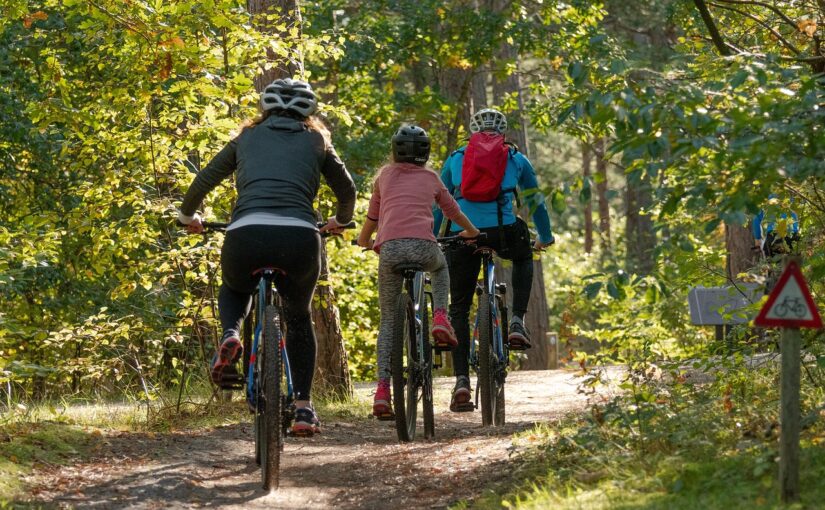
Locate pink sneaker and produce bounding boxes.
[431,308,458,348]
[373,378,394,420]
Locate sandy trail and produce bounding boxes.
[25,369,615,509]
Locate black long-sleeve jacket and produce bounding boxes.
[181,115,356,225]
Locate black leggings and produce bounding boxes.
[445,218,533,377]
[220,225,321,401]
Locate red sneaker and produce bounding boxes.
[431,308,458,348]
[210,335,242,385]
[373,378,394,420]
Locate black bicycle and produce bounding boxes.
[390,261,440,442]
[438,233,509,427]
[471,242,509,427]
[185,219,353,491]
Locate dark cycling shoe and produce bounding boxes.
[291,406,321,437]
[450,376,474,413]
[507,321,532,351]
[211,336,243,385]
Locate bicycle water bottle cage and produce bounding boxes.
[393,262,424,278]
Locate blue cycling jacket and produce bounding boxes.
[752,209,799,240]
[432,145,554,244]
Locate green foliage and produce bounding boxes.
[461,358,825,509]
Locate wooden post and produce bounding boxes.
[779,326,801,503]
[546,331,559,369]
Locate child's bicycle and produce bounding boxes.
[388,261,438,442]
[183,219,353,491]
[352,240,453,442]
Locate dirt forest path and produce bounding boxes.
[25,369,618,509]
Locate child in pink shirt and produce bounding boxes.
[357,125,479,419]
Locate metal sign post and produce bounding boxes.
[753,258,823,503]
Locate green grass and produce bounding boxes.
[0,421,97,502]
[457,364,825,510]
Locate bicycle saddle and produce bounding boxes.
[393,263,424,274]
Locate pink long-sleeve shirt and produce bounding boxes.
[368,163,462,251]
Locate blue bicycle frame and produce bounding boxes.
[470,257,506,369]
[246,275,294,408]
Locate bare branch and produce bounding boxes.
[713,0,801,29]
[709,2,802,55]
[693,0,734,56]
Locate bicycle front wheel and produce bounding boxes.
[477,291,496,427]
[392,293,418,442]
[421,294,435,439]
[494,295,507,427]
[261,305,282,491]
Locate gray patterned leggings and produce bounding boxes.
[377,238,449,380]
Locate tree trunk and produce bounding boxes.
[248,0,303,90]
[491,31,548,370]
[594,138,611,253]
[582,142,593,254]
[311,242,352,397]
[471,65,488,113]
[625,174,656,275]
[726,223,758,280]
[441,66,472,152]
[248,0,351,396]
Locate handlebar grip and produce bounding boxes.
[316,220,357,229]
[176,219,229,230]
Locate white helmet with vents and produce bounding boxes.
[470,108,507,133]
[260,78,318,118]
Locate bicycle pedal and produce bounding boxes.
[433,343,453,353]
[218,374,245,389]
[375,413,395,421]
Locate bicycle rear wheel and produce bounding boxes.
[477,291,495,427]
[392,293,418,442]
[260,305,282,491]
[421,295,435,439]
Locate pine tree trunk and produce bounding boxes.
[248,0,351,396]
[626,175,656,275]
[583,142,593,254]
[491,30,548,370]
[311,242,352,397]
[594,138,611,253]
[726,223,758,280]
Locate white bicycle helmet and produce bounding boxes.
[260,78,318,118]
[470,108,507,133]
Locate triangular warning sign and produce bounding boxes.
[754,260,823,329]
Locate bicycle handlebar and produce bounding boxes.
[177,219,356,236]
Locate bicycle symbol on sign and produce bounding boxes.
[775,297,807,318]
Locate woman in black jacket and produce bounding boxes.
[178,78,356,436]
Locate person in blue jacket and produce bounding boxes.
[433,108,554,412]
[752,197,799,258]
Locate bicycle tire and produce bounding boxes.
[261,305,282,491]
[494,296,507,427]
[477,291,495,427]
[392,293,418,442]
[421,294,435,439]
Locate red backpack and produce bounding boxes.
[460,132,509,202]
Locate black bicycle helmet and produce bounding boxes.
[391,125,430,165]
